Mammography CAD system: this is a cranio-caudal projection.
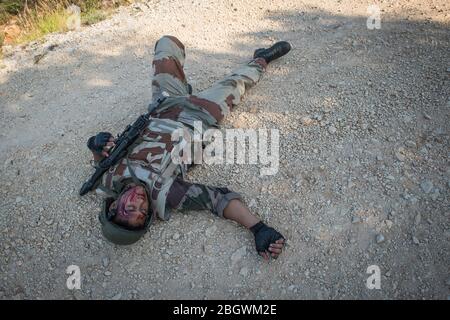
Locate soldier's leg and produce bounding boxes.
[195,58,267,121]
[151,35,190,100]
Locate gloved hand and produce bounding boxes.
[250,221,285,260]
[87,132,115,157]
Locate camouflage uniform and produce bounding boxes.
[97,35,267,221]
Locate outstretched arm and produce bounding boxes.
[223,199,285,260]
[222,199,260,228]
[167,178,285,260]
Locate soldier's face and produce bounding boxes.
[114,185,149,229]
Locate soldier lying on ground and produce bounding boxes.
[85,35,291,260]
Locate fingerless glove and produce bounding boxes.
[250,221,285,253]
[87,132,112,154]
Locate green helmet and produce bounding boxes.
[98,192,154,246]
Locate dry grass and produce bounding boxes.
[0,0,25,25]
[1,0,133,46]
[16,1,70,43]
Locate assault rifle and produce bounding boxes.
[79,96,167,196]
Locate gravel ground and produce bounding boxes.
[0,0,449,300]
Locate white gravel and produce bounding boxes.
[0,0,449,299]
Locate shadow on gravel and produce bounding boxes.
[1,8,448,153]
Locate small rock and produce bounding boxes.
[47,44,58,51]
[412,236,420,245]
[104,271,112,276]
[231,246,246,266]
[385,219,393,229]
[301,116,314,126]
[34,53,47,64]
[375,234,385,244]
[239,267,249,277]
[33,44,59,64]
[388,136,396,142]
[420,180,433,194]
[395,148,406,162]
[66,5,81,30]
[414,213,421,226]
[328,126,337,134]
[102,257,109,268]
[351,216,361,224]
[404,140,416,148]
[15,197,23,203]
[431,189,440,201]
[111,293,122,300]
[1,45,14,57]
[172,233,180,240]
[419,147,428,156]
[203,244,213,254]
[205,226,217,237]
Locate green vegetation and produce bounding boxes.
[0,0,25,25]
[16,8,69,43]
[81,8,108,26]
[0,1,133,45]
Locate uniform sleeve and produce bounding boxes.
[166,178,242,217]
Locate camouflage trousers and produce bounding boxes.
[151,35,267,216]
[151,35,267,119]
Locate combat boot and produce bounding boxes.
[253,41,292,64]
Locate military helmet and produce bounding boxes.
[98,188,154,245]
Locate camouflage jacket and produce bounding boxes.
[96,96,241,220]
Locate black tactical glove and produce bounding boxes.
[250,221,285,255]
[87,132,113,154]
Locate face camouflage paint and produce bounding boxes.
[116,185,148,219]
